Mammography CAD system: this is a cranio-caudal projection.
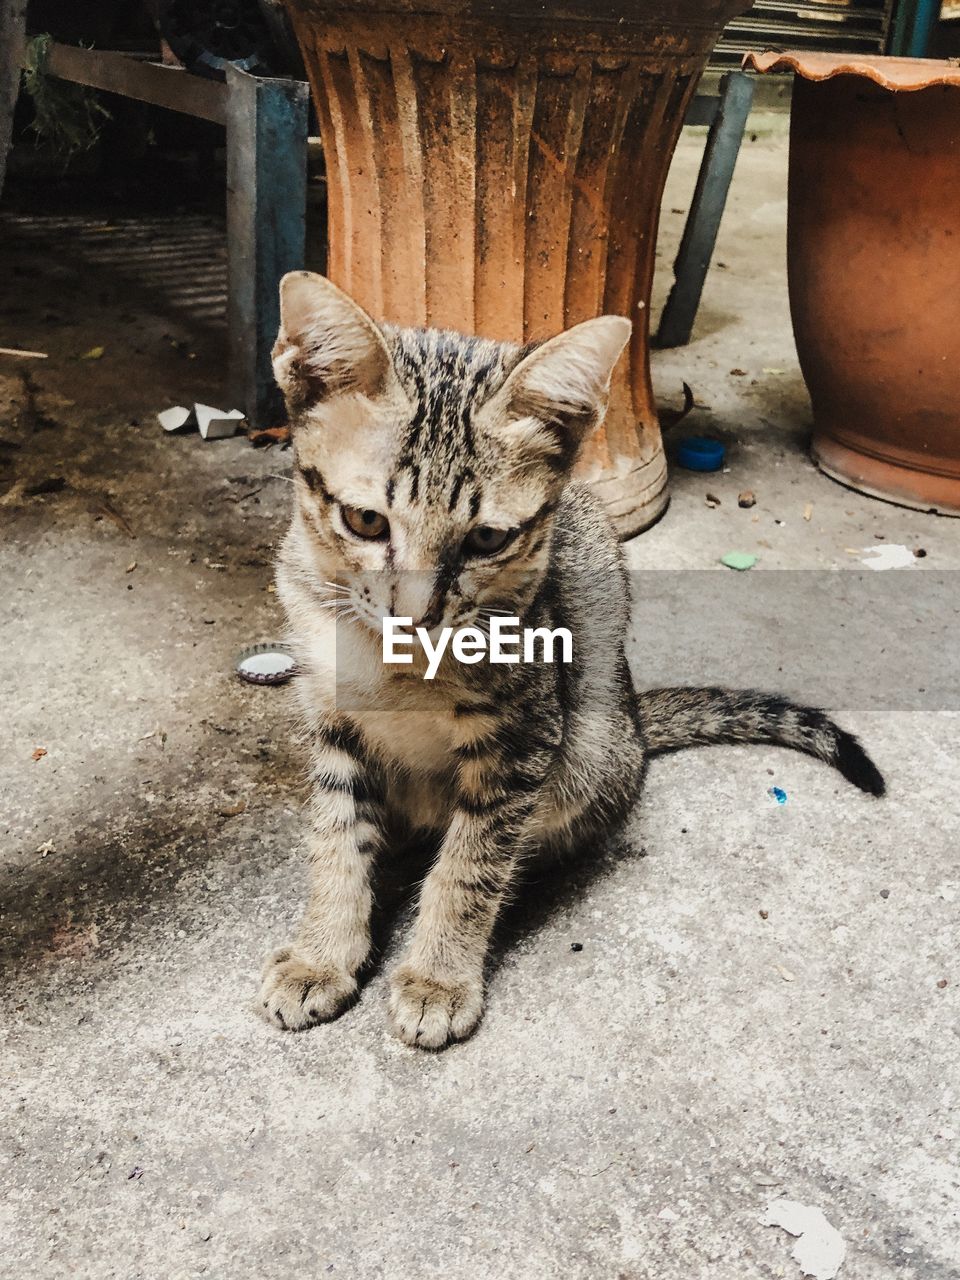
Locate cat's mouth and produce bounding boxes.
[342,598,451,647]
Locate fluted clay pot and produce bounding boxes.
[282,0,753,538]
[746,51,960,516]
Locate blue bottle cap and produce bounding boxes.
[676,436,725,472]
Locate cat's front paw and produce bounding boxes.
[259,947,357,1030]
[388,963,484,1049]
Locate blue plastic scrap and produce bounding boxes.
[768,786,787,805]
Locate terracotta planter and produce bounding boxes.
[746,51,960,516]
[283,0,752,538]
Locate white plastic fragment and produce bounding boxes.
[157,405,191,432]
[860,543,915,571]
[195,403,245,440]
[761,1198,846,1280]
[157,404,246,439]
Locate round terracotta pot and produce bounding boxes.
[746,51,960,516]
[282,0,753,538]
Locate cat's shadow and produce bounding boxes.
[361,824,645,987]
[490,832,644,973]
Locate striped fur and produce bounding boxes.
[636,687,885,796]
[259,273,884,1050]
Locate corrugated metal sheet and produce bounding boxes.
[713,0,894,68]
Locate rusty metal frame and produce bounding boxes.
[654,71,755,350]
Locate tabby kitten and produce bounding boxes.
[259,271,884,1050]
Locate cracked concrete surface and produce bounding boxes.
[1,128,958,1279]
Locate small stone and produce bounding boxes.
[759,909,769,920]
[879,888,890,899]
[570,942,583,953]
[937,978,948,989]
[738,490,756,508]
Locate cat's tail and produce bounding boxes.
[635,686,885,796]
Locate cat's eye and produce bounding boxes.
[463,525,514,557]
[341,505,389,540]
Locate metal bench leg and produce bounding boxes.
[226,64,309,427]
[654,70,754,350]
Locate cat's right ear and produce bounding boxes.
[272,272,396,413]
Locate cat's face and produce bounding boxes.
[272,273,630,636]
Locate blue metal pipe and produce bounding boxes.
[889,0,942,57]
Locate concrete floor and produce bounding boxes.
[1,128,958,1280]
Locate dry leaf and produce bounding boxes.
[248,425,291,448]
[32,747,47,762]
[658,381,695,432]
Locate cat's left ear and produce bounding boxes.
[485,316,631,465]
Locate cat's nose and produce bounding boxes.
[393,573,445,629]
[414,601,444,630]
